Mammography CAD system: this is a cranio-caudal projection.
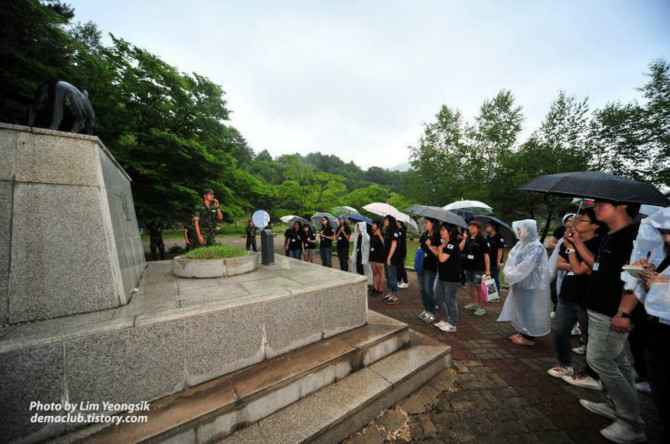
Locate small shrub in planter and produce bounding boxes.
[182,244,247,260]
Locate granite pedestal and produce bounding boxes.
[0,256,368,443]
[0,123,145,324]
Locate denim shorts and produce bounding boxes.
[465,269,484,286]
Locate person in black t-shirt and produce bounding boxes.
[548,214,575,313]
[574,200,646,442]
[459,220,491,316]
[382,215,401,304]
[302,224,317,263]
[336,216,352,271]
[283,227,291,256]
[418,218,441,323]
[548,208,603,389]
[319,217,336,267]
[284,221,304,259]
[485,222,505,298]
[369,220,386,294]
[396,220,409,288]
[434,223,461,333]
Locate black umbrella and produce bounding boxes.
[472,215,517,247]
[287,216,311,228]
[519,171,669,242]
[405,204,468,229]
[519,171,669,206]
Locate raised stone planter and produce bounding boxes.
[173,251,259,278]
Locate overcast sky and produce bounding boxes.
[66,0,669,169]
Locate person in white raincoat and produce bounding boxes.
[498,219,552,346]
[350,222,373,286]
[624,206,670,440]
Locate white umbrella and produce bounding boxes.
[443,200,493,215]
[280,215,299,224]
[363,203,407,222]
[405,218,419,235]
[333,206,359,217]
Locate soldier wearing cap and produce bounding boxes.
[192,188,223,246]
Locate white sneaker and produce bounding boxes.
[571,324,582,336]
[635,381,651,394]
[398,282,409,289]
[435,321,457,333]
[600,420,646,444]
[572,345,587,355]
[563,372,603,391]
[547,364,574,378]
[579,399,616,421]
[417,310,428,320]
[423,313,435,323]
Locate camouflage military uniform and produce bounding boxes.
[245,225,258,252]
[148,220,165,260]
[192,202,219,246]
[184,223,198,251]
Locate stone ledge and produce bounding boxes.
[172,252,260,278]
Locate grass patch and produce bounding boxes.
[182,244,248,260]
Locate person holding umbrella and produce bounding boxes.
[319,216,336,267]
[459,220,491,316]
[418,218,441,322]
[302,223,317,263]
[434,223,462,333]
[575,200,647,443]
[382,215,401,304]
[284,220,304,259]
[336,215,352,271]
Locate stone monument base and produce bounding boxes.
[0,256,369,443]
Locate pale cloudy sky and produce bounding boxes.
[66,0,669,169]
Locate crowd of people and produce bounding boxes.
[149,188,668,443]
[274,204,669,443]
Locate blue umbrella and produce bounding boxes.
[348,213,373,225]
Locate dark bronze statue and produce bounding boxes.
[28,81,95,134]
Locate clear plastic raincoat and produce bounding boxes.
[624,207,670,320]
[350,222,373,285]
[498,219,552,337]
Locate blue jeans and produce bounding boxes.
[434,280,459,326]
[320,247,332,267]
[586,310,644,431]
[419,269,437,314]
[554,298,588,367]
[384,263,399,294]
[490,266,501,295]
[288,249,302,259]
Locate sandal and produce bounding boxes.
[510,335,535,346]
[509,333,522,341]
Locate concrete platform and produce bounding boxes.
[0,256,367,443]
[53,311,412,443]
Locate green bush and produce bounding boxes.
[183,244,247,260]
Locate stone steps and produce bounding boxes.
[53,311,413,443]
[218,329,451,444]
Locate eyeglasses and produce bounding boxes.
[575,218,591,224]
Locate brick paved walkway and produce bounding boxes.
[351,270,664,444]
